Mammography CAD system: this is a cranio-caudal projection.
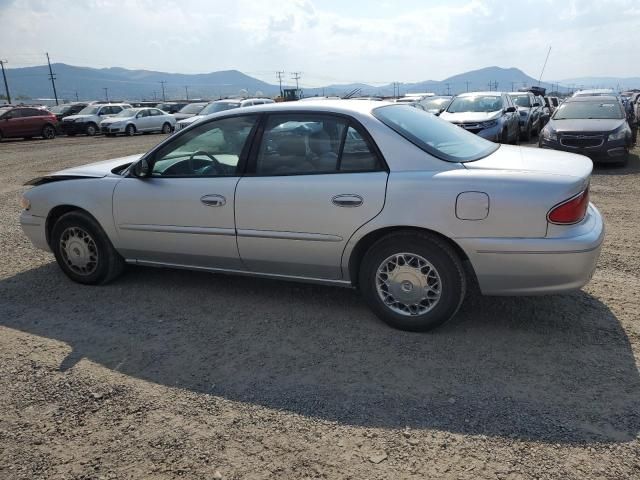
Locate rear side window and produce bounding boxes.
[255,114,382,176]
[373,105,498,163]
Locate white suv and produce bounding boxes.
[174,98,275,132]
[60,103,132,136]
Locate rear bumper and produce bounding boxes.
[19,212,50,252]
[457,204,605,295]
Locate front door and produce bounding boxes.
[235,113,388,280]
[113,114,259,269]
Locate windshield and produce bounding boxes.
[423,98,450,110]
[114,109,136,118]
[78,106,100,115]
[200,102,241,115]
[179,103,206,114]
[48,105,70,114]
[373,105,499,163]
[510,95,531,108]
[553,101,624,120]
[447,96,502,113]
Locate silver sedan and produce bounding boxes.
[20,100,604,331]
[99,107,176,136]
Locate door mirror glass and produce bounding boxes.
[505,106,516,113]
[132,158,150,177]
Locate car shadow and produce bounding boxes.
[592,150,640,176]
[1,263,639,444]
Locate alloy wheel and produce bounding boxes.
[59,226,99,276]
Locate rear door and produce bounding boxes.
[235,113,388,280]
[1,109,25,137]
[22,108,46,136]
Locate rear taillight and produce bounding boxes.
[547,187,589,225]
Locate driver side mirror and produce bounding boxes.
[132,158,151,178]
[505,106,516,113]
[439,107,446,114]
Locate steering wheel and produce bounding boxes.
[187,150,222,174]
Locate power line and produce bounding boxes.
[46,52,59,105]
[0,60,11,104]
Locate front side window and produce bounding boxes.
[151,115,258,177]
[373,104,498,163]
[78,106,100,115]
[255,114,381,175]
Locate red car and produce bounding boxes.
[0,106,58,141]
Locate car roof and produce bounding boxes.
[565,95,620,103]
[204,99,393,118]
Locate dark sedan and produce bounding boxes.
[539,95,632,164]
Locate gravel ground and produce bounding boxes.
[1,133,639,479]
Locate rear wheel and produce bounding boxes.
[161,122,172,134]
[42,124,56,140]
[125,124,136,136]
[359,231,466,331]
[0,130,3,142]
[51,211,125,285]
[85,123,98,136]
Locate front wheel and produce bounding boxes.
[51,211,125,285]
[85,123,98,136]
[359,231,466,331]
[125,124,136,136]
[161,122,172,134]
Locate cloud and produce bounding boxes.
[0,0,638,86]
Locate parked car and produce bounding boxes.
[156,102,189,114]
[539,95,632,164]
[0,106,57,141]
[173,102,208,121]
[99,107,176,136]
[60,103,132,136]
[439,92,519,143]
[174,98,274,132]
[544,96,558,115]
[47,103,88,121]
[537,95,551,127]
[507,91,542,141]
[20,100,604,332]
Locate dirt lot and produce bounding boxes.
[1,134,639,479]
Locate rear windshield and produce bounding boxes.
[373,105,499,163]
[48,105,71,114]
[554,101,624,120]
[509,95,531,108]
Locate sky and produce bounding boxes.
[1,0,639,87]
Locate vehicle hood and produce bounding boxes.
[26,154,142,185]
[101,116,133,124]
[177,115,204,126]
[440,111,501,123]
[548,118,625,133]
[63,114,96,122]
[174,113,195,120]
[464,144,592,179]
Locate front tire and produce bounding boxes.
[359,231,466,332]
[125,124,136,136]
[51,211,125,285]
[85,123,98,136]
[161,122,172,134]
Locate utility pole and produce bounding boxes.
[537,46,552,86]
[74,90,79,102]
[445,83,451,96]
[103,87,109,102]
[153,91,157,101]
[291,72,301,94]
[46,52,59,105]
[184,85,189,100]
[465,80,470,92]
[159,80,167,101]
[510,81,516,92]
[0,60,10,104]
[276,71,285,97]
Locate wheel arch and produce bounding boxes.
[45,204,101,248]
[346,226,477,288]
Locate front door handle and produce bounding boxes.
[200,194,226,207]
[332,194,363,207]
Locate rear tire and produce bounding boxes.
[359,231,466,332]
[85,123,98,136]
[125,124,136,136]
[161,122,172,134]
[42,124,56,140]
[51,211,125,285]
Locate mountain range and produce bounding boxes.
[4,63,640,102]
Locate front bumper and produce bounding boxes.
[60,122,87,135]
[20,212,50,252]
[539,138,629,162]
[101,125,125,134]
[457,204,605,295]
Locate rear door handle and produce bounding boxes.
[200,194,226,207]
[332,194,363,207]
